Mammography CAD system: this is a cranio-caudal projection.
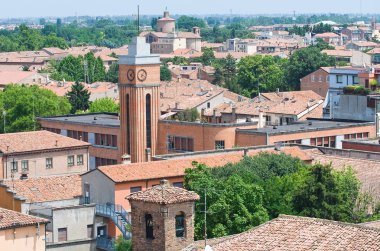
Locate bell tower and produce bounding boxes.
[119,37,160,163]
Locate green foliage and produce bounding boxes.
[286,47,336,90]
[160,65,172,81]
[185,153,378,240]
[200,47,215,66]
[343,85,370,95]
[49,52,106,83]
[106,63,119,83]
[0,84,71,133]
[89,98,119,113]
[174,108,199,122]
[312,23,333,34]
[212,67,224,86]
[114,235,132,251]
[237,55,287,97]
[177,16,206,31]
[66,81,90,113]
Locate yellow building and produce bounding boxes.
[0,207,48,251]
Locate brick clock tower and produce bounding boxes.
[119,37,161,163]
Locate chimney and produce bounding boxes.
[231,106,236,123]
[160,179,170,187]
[175,102,179,110]
[145,148,152,162]
[258,112,265,128]
[121,154,131,164]
[55,140,58,147]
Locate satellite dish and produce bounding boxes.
[205,245,213,251]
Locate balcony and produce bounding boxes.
[96,237,115,251]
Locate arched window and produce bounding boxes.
[145,214,154,239]
[175,212,185,238]
[146,94,152,149]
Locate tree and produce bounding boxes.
[106,63,119,83]
[292,164,366,222]
[212,67,224,86]
[84,52,106,83]
[237,55,287,97]
[286,47,335,90]
[42,33,68,49]
[177,16,206,31]
[89,98,119,113]
[0,85,71,133]
[66,81,90,114]
[201,47,215,66]
[114,235,132,251]
[160,65,172,81]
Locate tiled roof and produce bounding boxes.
[0,207,49,230]
[307,149,380,201]
[315,32,340,38]
[204,90,324,118]
[194,215,380,251]
[0,71,41,85]
[96,147,311,183]
[1,174,82,203]
[322,49,353,57]
[127,180,199,204]
[0,130,90,154]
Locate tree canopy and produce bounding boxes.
[89,97,119,113]
[184,153,379,240]
[0,84,71,133]
[66,81,91,113]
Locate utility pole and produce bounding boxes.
[137,5,140,35]
[204,189,207,247]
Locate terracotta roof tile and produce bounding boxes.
[0,207,49,229]
[97,147,310,183]
[127,180,199,204]
[0,130,90,154]
[1,174,82,203]
[204,215,380,251]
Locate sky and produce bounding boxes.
[1,0,380,18]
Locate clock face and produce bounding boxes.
[137,69,147,82]
[127,69,135,81]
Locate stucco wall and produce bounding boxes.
[0,224,46,251]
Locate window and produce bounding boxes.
[46,158,53,169]
[175,212,185,238]
[130,186,142,193]
[58,228,67,242]
[173,182,184,188]
[87,225,94,238]
[167,136,194,152]
[207,102,211,108]
[336,75,343,84]
[353,76,359,85]
[95,133,117,147]
[215,140,225,150]
[67,155,74,167]
[311,75,315,82]
[145,214,154,239]
[318,75,323,82]
[146,94,152,148]
[11,160,18,173]
[77,155,83,165]
[21,160,29,171]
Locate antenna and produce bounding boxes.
[137,5,140,34]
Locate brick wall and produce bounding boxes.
[130,200,195,251]
[342,140,380,152]
[300,68,329,98]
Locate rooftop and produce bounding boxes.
[0,207,49,230]
[127,179,199,204]
[92,146,312,183]
[186,215,380,251]
[38,113,120,128]
[1,174,82,203]
[0,130,90,154]
[238,119,373,135]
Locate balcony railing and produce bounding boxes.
[95,203,131,239]
[96,237,115,251]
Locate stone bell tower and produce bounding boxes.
[127,180,200,251]
[118,37,160,163]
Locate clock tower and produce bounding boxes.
[118,37,161,163]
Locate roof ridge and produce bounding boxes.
[278,214,380,232]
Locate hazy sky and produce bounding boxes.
[1,0,379,18]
